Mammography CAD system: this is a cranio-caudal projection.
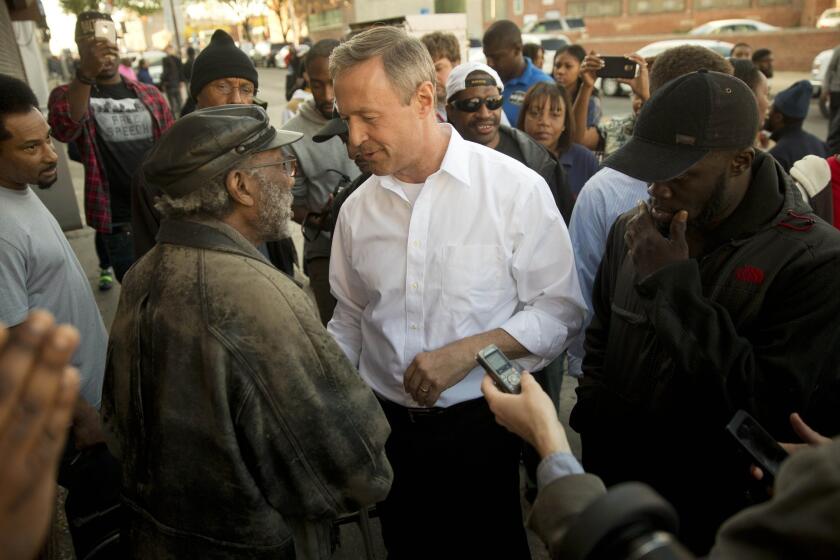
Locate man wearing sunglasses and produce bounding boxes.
[446,62,575,223]
[103,104,392,558]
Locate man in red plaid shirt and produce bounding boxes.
[48,11,173,282]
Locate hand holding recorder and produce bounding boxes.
[479,345,570,459]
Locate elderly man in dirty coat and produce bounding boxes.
[101,104,393,560]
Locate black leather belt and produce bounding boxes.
[377,396,488,425]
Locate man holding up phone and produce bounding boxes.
[48,11,173,282]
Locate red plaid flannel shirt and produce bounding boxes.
[48,78,174,233]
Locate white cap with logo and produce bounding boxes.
[445,62,504,103]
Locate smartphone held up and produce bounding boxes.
[597,56,639,79]
[76,16,118,45]
[94,20,118,44]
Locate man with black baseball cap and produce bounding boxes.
[569,70,840,554]
[102,104,392,559]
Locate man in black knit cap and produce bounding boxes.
[131,30,298,275]
[180,29,260,117]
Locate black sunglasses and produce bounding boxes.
[450,95,504,113]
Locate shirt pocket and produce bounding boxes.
[442,244,510,314]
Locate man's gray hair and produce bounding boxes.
[329,26,436,105]
[154,170,234,220]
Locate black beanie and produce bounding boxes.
[189,30,259,100]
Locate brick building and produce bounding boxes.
[494,0,836,36]
[304,0,837,42]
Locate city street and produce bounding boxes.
[59,65,826,560]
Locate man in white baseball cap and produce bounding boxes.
[446,61,575,222]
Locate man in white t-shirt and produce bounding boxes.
[328,28,586,558]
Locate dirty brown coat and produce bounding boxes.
[101,218,392,560]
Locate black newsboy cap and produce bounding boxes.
[143,104,302,199]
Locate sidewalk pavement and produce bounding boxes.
[769,71,812,95]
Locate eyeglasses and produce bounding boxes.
[450,95,504,113]
[212,81,256,98]
[242,158,297,177]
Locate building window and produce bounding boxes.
[566,0,622,17]
[695,0,749,9]
[435,0,466,13]
[629,0,685,14]
[308,9,343,32]
[757,0,790,5]
[484,0,507,20]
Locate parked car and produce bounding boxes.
[598,77,632,97]
[689,19,780,35]
[537,36,571,74]
[522,18,586,52]
[811,48,834,118]
[249,41,272,67]
[816,8,840,29]
[636,39,735,59]
[522,17,586,38]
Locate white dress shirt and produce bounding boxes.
[328,126,586,407]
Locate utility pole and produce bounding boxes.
[169,0,182,53]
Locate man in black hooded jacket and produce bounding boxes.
[570,70,840,555]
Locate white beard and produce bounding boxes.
[255,172,294,241]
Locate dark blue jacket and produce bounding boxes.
[769,126,828,172]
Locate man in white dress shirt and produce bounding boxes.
[328,27,586,559]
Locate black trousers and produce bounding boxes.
[377,397,531,560]
[102,223,136,282]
